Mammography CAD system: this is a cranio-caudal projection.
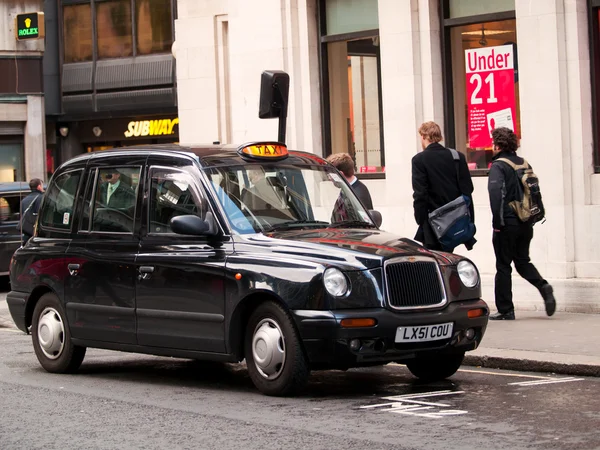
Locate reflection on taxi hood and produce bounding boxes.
[237,228,460,270]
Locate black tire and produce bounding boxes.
[406,352,465,382]
[244,301,309,396]
[31,293,86,373]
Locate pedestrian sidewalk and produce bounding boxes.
[1,298,599,378]
[464,311,600,377]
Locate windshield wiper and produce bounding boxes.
[328,220,376,229]
[264,220,329,231]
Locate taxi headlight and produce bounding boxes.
[323,268,349,297]
[457,260,479,288]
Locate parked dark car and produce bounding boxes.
[6,142,489,396]
[0,182,30,275]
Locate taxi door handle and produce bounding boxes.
[138,266,154,281]
[68,263,80,276]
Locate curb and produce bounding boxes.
[463,354,600,378]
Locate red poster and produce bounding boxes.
[465,44,516,149]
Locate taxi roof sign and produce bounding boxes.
[238,143,288,160]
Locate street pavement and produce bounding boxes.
[1,283,599,378]
[1,326,599,450]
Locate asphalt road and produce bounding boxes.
[0,326,599,450]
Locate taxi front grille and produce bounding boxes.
[384,259,446,310]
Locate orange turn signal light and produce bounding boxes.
[340,318,377,328]
[468,308,485,318]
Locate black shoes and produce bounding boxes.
[489,311,515,320]
[540,284,556,316]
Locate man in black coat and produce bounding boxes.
[98,170,135,209]
[326,152,373,210]
[487,127,556,320]
[411,121,476,252]
[18,178,44,243]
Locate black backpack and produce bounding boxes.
[496,158,545,224]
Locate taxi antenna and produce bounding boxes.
[258,70,290,144]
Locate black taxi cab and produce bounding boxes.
[7,141,488,396]
[6,72,488,396]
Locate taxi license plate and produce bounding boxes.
[395,323,454,343]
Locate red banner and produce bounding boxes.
[465,45,516,149]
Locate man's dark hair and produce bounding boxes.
[29,178,42,191]
[326,153,355,177]
[491,127,518,153]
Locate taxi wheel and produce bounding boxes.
[244,301,309,396]
[405,352,465,382]
[31,293,86,373]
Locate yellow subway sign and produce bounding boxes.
[124,118,179,138]
[15,12,45,41]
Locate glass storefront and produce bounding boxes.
[450,19,519,170]
[319,0,385,175]
[442,1,518,172]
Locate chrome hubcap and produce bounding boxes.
[252,319,286,380]
[37,307,65,360]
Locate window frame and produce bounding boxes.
[439,0,516,177]
[317,0,386,180]
[84,165,142,236]
[60,0,176,64]
[38,169,85,233]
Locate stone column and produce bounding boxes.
[24,95,46,182]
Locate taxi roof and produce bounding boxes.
[66,143,329,169]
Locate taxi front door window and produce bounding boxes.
[149,169,204,234]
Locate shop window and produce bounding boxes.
[97,0,133,59]
[63,4,93,63]
[0,143,24,182]
[136,0,173,55]
[449,0,515,19]
[319,0,385,176]
[590,0,600,172]
[442,3,518,173]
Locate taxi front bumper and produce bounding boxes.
[291,299,489,369]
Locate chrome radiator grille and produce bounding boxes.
[384,259,446,309]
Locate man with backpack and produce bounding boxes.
[18,178,44,244]
[488,127,556,320]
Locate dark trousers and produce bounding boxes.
[492,223,547,313]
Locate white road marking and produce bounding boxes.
[457,368,549,379]
[508,377,585,387]
[359,390,468,419]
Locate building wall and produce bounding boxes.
[0,0,46,182]
[175,0,600,280]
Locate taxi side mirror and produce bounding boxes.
[170,214,218,237]
[259,70,290,144]
[369,210,382,228]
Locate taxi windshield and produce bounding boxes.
[205,163,375,234]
